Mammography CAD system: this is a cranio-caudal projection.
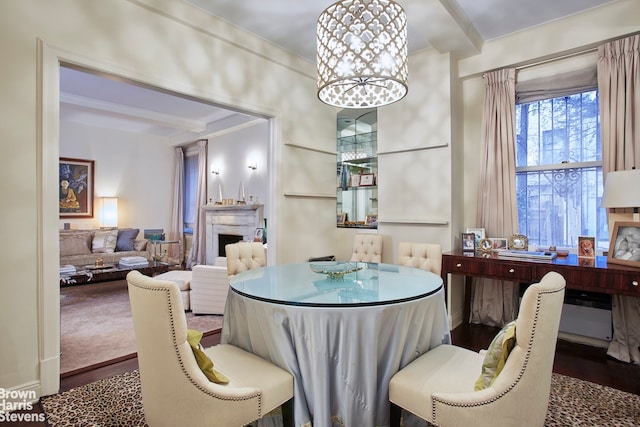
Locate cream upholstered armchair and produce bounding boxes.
[389,271,566,427]
[350,234,383,263]
[127,270,293,427]
[226,241,266,277]
[396,241,442,275]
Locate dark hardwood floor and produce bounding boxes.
[6,323,639,426]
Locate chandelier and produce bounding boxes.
[317,0,408,108]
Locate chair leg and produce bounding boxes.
[390,402,402,427]
[281,398,294,427]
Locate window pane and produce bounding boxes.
[183,154,198,230]
[515,90,606,249]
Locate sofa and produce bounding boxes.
[60,228,151,268]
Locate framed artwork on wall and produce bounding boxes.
[607,222,640,267]
[59,157,94,218]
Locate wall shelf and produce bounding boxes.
[378,142,449,156]
[284,192,336,199]
[285,142,335,156]
[379,219,449,225]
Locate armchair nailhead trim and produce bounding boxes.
[130,280,264,420]
[431,287,564,422]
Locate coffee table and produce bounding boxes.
[60,262,170,286]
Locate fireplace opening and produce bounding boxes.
[219,234,243,257]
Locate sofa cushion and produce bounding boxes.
[59,231,93,257]
[134,239,148,251]
[116,228,140,252]
[186,329,228,384]
[474,320,516,390]
[92,229,118,253]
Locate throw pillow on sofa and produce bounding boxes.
[116,228,140,251]
[59,231,93,257]
[92,229,118,253]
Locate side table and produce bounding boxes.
[149,240,181,266]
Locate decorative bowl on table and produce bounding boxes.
[309,261,363,279]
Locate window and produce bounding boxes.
[515,89,608,249]
[183,152,199,233]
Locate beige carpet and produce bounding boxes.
[60,279,223,375]
[40,370,640,426]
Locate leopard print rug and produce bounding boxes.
[40,371,639,426]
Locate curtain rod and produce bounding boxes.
[515,47,598,71]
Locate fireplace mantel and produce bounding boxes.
[204,204,264,264]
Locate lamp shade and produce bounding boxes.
[601,169,640,208]
[317,0,408,108]
[100,197,118,228]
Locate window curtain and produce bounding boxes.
[470,69,520,326]
[167,147,184,265]
[186,139,208,269]
[598,34,640,364]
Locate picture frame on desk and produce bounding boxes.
[337,212,346,225]
[465,228,485,247]
[462,233,476,252]
[509,234,528,250]
[490,238,508,251]
[578,236,595,258]
[608,222,640,267]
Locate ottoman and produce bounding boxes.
[154,270,193,310]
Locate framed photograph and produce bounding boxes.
[254,228,264,242]
[479,238,493,253]
[466,228,485,247]
[359,173,375,186]
[349,174,360,187]
[509,234,528,251]
[59,158,94,218]
[462,233,476,252]
[337,213,347,225]
[608,222,640,267]
[490,238,508,251]
[578,236,595,258]
[365,213,378,227]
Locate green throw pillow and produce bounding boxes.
[474,320,516,391]
[186,329,229,384]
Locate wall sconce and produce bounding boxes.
[248,161,257,171]
[99,197,118,228]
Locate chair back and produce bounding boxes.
[473,271,565,425]
[350,234,383,262]
[396,242,442,275]
[225,241,266,276]
[127,270,261,426]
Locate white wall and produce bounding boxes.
[208,120,269,216]
[59,121,174,233]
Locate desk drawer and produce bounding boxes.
[612,271,640,296]
[488,262,532,281]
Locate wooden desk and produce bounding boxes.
[442,250,640,320]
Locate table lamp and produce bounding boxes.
[601,169,640,222]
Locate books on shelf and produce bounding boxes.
[497,250,557,260]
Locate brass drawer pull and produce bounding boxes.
[456,263,462,268]
[632,280,639,287]
[509,268,515,273]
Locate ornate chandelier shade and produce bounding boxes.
[317,0,408,108]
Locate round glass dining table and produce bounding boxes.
[221,262,450,427]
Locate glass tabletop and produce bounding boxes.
[229,262,443,307]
